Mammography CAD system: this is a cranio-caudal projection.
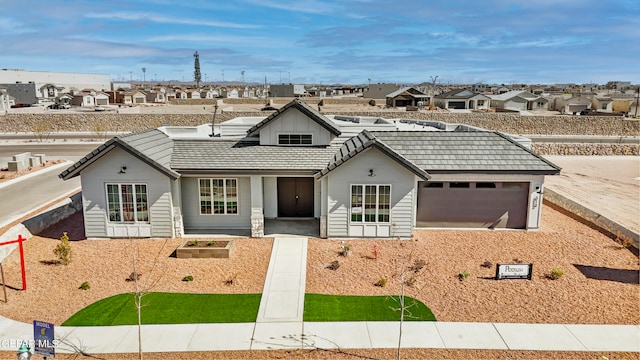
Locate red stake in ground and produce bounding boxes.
[0,234,27,290]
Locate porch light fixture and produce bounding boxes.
[118,166,127,174]
[368,169,376,177]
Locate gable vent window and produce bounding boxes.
[278,134,312,145]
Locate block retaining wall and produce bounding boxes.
[1,112,638,136]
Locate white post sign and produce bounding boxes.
[496,263,532,280]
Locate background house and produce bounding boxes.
[490,90,548,111]
[385,87,430,107]
[434,89,490,110]
[364,83,402,99]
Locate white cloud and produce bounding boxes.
[85,12,261,29]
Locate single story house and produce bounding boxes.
[59,99,560,239]
[385,87,430,108]
[552,95,592,114]
[490,91,549,111]
[433,89,491,110]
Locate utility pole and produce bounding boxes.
[635,86,639,118]
[141,67,146,84]
[193,51,201,87]
[221,70,225,83]
[241,70,245,83]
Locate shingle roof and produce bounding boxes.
[316,130,431,180]
[59,129,178,180]
[434,89,478,99]
[171,139,340,173]
[246,98,341,137]
[369,131,561,174]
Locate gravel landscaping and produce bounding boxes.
[0,204,637,326]
[0,204,637,359]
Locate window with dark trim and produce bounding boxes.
[278,134,312,145]
[424,182,444,188]
[476,182,496,188]
[450,182,470,188]
[199,178,238,215]
[106,183,149,223]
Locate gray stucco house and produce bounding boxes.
[59,99,560,239]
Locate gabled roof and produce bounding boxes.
[369,131,561,174]
[59,129,179,180]
[435,88,478,99]
[316,130,431,180]
[246,98,341,137]
[385,86,429,99]
[491,90,539,101]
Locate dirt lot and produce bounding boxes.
[544,155,640,234]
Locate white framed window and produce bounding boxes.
[106,183,149,223]
[350,184,391,223]
[278,134,312,145]
[199,178,238,215]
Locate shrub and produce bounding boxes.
[481,261,493,268]
[458,270,470,281]
[224,273,238,285]
[371,244,379,260]
[182,275,194,282]
[189,239,199,246]
[53,232,72,265]
[409,259,426,273]
[546,268,564,280]
[126,272,142,282]
[404,275,417,287]
[326,260,340,271]
[374,277,387,287]
[339,242,351,257]
[79,281,90,290]
[206,240,217,247]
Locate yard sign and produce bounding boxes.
[495,263,533,280]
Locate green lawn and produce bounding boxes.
[62,292,436,326]
[62,293,262,326]
[304,294,436,321]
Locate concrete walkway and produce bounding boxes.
[256,237,308,322]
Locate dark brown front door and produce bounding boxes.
[277,177,314,217]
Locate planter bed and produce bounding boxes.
[176,239,234,258]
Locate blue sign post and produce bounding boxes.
[33,320,55,358]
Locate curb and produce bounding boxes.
[0,160,73,190]
[544,188,639,249]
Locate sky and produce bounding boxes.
[0,0,638,85]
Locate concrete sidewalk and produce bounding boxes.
[256,237,308,322]
[1,317,638,354]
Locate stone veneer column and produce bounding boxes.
[251,208,264,238]
[250,175,264,238]
[320,215,327,238]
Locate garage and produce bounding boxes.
[447,101,466,109]
[416,181,529,229]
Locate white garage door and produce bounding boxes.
[416,181,529,229]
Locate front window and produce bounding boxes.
[106,183,149,223]
[199,178,238,215]
[351,184,391,223]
